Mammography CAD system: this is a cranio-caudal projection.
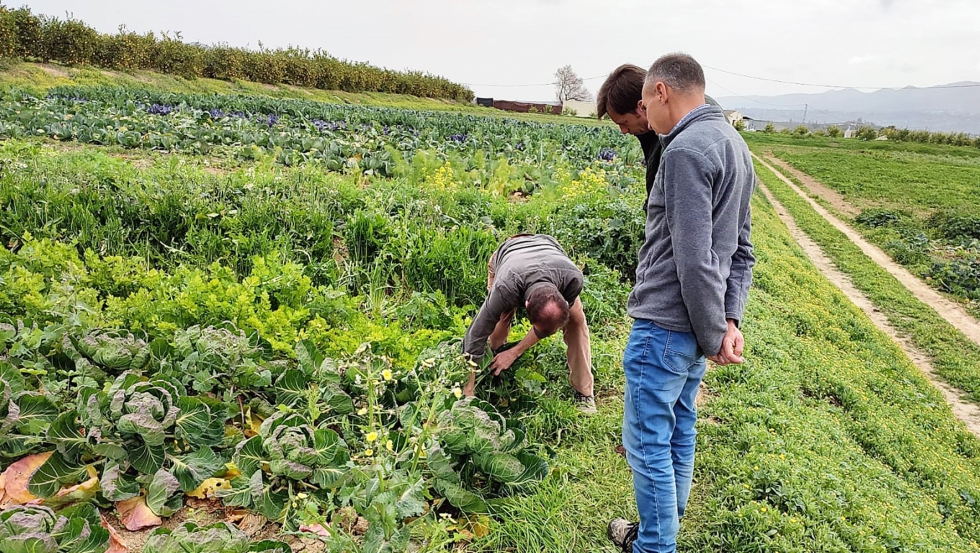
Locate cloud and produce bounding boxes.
[848,55,882,65]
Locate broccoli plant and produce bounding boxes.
[143,522,289,553]
[27,372,225,517]
[0,504,109,553]
[219,412,350,523]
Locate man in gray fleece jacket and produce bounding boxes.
[607,54,755,553]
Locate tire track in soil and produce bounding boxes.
[761,154,861,217]
[757,180,980,438]
[754,153,980,349]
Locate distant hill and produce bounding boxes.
[716,82,980,134]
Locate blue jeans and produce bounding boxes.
[622,319,707,553]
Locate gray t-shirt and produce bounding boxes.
[463,235,583,361]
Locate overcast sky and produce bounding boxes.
[20,0,980,103]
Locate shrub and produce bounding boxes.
[93,27,156,70]
[856,126,878,141]
[927,210,980,244]
[855,208,910,229]
[39,16,100,65]
[152,36,205,79]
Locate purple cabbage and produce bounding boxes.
[147,104,175,115]
[598,148,617,161]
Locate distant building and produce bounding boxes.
[475,98,563,115]
[562,100,597,118]
[724,110,744,127]
[844,126,857,138]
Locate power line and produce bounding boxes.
[461,74,607,88]
[464,64,980,91]
[701,64,980,90]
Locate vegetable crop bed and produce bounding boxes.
[2,82,980,552]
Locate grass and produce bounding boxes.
[742,131,980,159]
[480,192,980,551]
[769,148,980,216]
[755,159,980,403]
[755,141,980,318]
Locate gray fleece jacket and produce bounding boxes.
[627,104,755,356]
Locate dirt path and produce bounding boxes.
[757,181,980,438]
[754,153,980,349]
[761,154,861,217]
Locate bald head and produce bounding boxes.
[526,284,570,337]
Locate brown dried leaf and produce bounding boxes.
[238,513,267,537]
[117,496,162,531]
[0,452,52,507]
[101,514,129,553]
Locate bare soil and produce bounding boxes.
[762,154,861,217]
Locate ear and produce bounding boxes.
[635,99,644,113]
[525,300,530,309]
[657,82,669,103]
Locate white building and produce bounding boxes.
[562,100,597,118]
[723,110,743,127]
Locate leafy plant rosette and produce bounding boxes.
[218,411,350,524]
[25,371,226,518]
[144,521,289,553]
[0,503,109,553]
[161,324,275,395]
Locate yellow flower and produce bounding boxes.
[365,448,374,456]
[366,432,378,442]
[452,387,463,399]
[761,507,767,513]
[385,440,394,451]
[382,369,393,381]
[357,407,368,416]
[297,493,308,499]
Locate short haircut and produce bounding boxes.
[646,53,705,94]
[596,64,646,120]
[526,284,570,328]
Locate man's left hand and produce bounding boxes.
[708,320,745,366]
[490,348,522,375]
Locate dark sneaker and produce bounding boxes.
[607,518,638,552]
[574,392,597,415]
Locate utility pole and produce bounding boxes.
[802,103,809,124]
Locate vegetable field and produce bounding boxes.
[746,133,980,318]
[2,79,980,553]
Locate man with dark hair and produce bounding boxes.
[597,64,723,211]
[597,64,663,208]
[462,234,595,414]
[607,53,755,553]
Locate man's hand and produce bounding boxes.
[708,320,745,366]
[490,347,522,375]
